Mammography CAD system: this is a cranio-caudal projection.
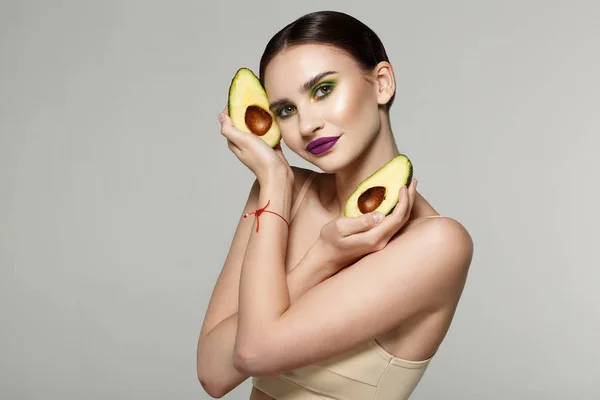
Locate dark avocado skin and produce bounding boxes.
[382,165,412,216]
[389,165,413,214]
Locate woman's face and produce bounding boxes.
[263,44,385,173]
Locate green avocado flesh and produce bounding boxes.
[227,68,281,148]
[343,155,413,218]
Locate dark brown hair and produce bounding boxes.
[259,10,395,109]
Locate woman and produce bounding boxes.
[197,10,474,400]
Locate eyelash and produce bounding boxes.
[312,82,335,99]
[276,82,336,119]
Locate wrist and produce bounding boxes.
[313,238,342,275]
[258,168,294,188]
[255,174,294,225]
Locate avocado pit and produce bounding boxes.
[358,186,386,214]
[245,105,272,136]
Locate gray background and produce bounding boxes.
[1,0,598,399]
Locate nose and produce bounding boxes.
[297,108,324,138]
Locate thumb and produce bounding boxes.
[219,112,248,145]
[340,211,384,236]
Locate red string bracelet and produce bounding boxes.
[243,200,290,232]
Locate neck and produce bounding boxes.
[333,117,400,215]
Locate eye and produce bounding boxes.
[276,105,296,119]
[312,82,335,99]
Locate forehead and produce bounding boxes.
[263,44,361,95]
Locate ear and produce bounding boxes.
[373,61,395,106]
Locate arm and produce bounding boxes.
[196,179,259,398]
[197,170,326,398]
[234,173,294,353]
[215,110,474,379]
[198,108,300,346]
[197,248,333,398]
[234,180,473,376]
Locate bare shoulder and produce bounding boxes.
[401,216,473,266]
[388,216,474,305]
[404,216,474,251]
[370,216,473,359]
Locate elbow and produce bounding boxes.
[197,360,230,398]
[197,372,227,399]
[196,338,229,398]
[232,345,255,376]
[233,342,274,376]
[234,327,282,375]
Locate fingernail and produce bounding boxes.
[373,212,384,223]
[414,179,418,189]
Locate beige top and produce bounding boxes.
[252,338,434,400]
[252,171,440,400]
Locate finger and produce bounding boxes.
[227,138,240,152]
[227,139,243,158]
[344,179,416,249]
[391,183,411,219]
[374,182,411,232]
[337,212,384,237]
[400,178,417,221]
[219,112,247,146]
[222,104,229,116]
[408,179,417,213]
[392,179,418,222]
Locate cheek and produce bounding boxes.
[328,84,377,128]
[278,122,300,148]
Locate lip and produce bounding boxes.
[306,136,341,155]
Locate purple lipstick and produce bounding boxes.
[306,136,340,155]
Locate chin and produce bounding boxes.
[308,152,360,174]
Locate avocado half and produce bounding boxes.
[227,68,281,148]
[343,155,413,218]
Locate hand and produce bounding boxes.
[318,178,418,272]
[218,106,292,184]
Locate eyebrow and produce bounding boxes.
[268,70,338,111]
